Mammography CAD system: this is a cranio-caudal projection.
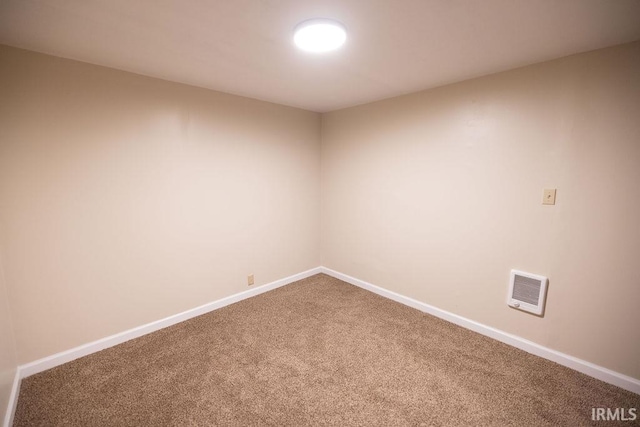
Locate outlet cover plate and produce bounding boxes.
[543,189,556,205]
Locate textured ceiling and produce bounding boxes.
[1,0,639,112]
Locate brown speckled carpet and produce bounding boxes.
[13,274,640,426]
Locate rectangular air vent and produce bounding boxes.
[507,270,548,316]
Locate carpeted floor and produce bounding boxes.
[13,274,639,426]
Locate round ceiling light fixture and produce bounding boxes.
[293,19,347,53]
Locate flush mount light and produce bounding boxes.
[293,19,347,53]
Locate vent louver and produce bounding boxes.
[507,270,548,316]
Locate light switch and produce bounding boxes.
[543,189,556,205]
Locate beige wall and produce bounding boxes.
[1,40,639,386]
[321,41,640,379]
[0,246,17,424]
[0,45,321,364]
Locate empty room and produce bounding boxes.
[1,1,639,425]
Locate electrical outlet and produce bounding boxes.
[543,189,556,205]
[247,274,254,286]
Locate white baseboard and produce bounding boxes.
[5,264,638,426]
[18,267,320,379]
[3,370,20,427]
[3,267,320,427]
[3,267,321,427]
[319,266,640,396]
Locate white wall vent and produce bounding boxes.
[507,270,548,316]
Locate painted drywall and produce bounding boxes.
[1,39,639,386]
[321,41,640,379]
[0,45,321,364]
[0,247,17,424]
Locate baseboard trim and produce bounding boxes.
[319,266,640,395]
[0,266,320,426]
[5,264,638,426]
[3,370,20,427]
[17,267,321,380]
